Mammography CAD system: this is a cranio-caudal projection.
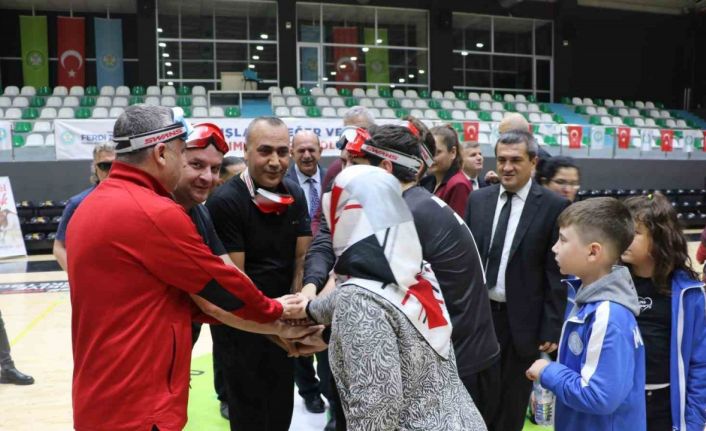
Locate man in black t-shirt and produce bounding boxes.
[206,117,312,431]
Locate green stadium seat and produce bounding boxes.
[37,86,51,96]
[561,97,571,104]
[451,122,463,134]
[345,97,358,107]
[177,86,191,96]
[338,88,352,97]
[608,107,619,116]
[300,96,315,107]
[30,97,45,108]
[131,86,146,96]
[589,116,601,125]
[438,110,451,121]
[395,109,409,119]
[182,107,192,118]
[594,99,604,106]
[640,109,649,117]
[479,111,492,121]
[543,135,558,146]
[655,102,665,109]
[418,89,430,99]
[428,100,441,110]
[12,135,25,148]
[22,108,39,120]
[492,93,502,102]
[80,97,96,107]
[75,108,91,119]
[625,101,635,108]
[455,91,467,100]
[387,99,400,109]
[129,96,144,105]
[527,95,537,103]
[504,102,516,112]
[296,87,310,96]
[14,122,32,133]
[467,101,480,110]
[623,117,635,126]
[575,106,587,114]
[540,104,552,113]
[552,114,565,124]
[378,87,391,98]
[177,96,191,107]
[85,86,99,96]
[306,107,321,118]
[225,106,241,117]
[582,136,590,145]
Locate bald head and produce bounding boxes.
[291,130,321,177]
[498,113,530,134]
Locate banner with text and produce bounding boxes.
[0,177,27,259]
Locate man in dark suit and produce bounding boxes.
[461,140,488,190]
[284,129,331,416]
[464,130,569,431]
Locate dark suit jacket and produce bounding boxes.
[464,181,569,357]
[285,163,327,229]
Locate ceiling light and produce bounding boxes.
[322,77,328,81]
[362,47,370,52]
[167,70,173,76]
[419,69,425,74]
[350,56,357,61]
[248,64,255,68]
[376,38,382,44]
[260,33,268,39]
[165,62,172,66]
[167,81,173,85]
[461,51,469,56]
[390,84,396,88]
[158,42,166,48]
[398,78,405,83]
[256,45,264,51]
[408,74,414,79]
[162,53,169,58]
[157,28,163,33]
[476,42,484,48]
[330,71,337,76]
[252,55,260,60]
[340,64,347,69]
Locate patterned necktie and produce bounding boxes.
[306,177,320,219]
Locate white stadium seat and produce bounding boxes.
[645,101,655,109]
[676,119,687,128]
[161,96,176,107]
[424,109,439,120]
[441,100,454,110]
[146,86,161,96]
[0,97,10,108]
[410,108,424,118]
[96,96,112,107]
[268,86,281,96]
[451,110,465,121]
[414,99,427,109]
[515,103,528,112]
[109,107,124,118]
[5,108,21,119]
[39,108,57,119]
[69,86,84,96]
[368,108,381,118]
[4,86,19,96]
[583,98,593,105]
[33,121,52,132]
[431,91,443,99]
[337,107,349,117]
[192,107,208,117]
[291,107,306,117]
[330,97,345,107]
[405,89,418,99]
[515,94,527,102]
[63,96,79,107]
[116,86,130,96]
[100,86,115,96]
[400,99,414,109]
[208,107,224,117]
[26,134,45,147]
[491,101,504,111]
[469,92,480,101]
[274,107,290,117]
[113,97,128,107]
[324,88,338,97]
[310,87,324,97]
[20,86,36,96]
[541,113,553,123]
[282,87,296,96]
[12,97,28,107]
[381,108,395,118]
[58,107,74,118]
[635,101,645,109]
[315,97,331,107]
[479,101,492,111]
[322,107,337,117]
[192,86,207,96]
[465,111,478,120]
[161,86,176,96]
[443,91,456,99]
[44,134,55,146]
[366,89,379,98]
[352,88,366,98]
[192,96,207,107]
[53,86,68,96]
[392,89,405,99]
[92,107,109,118]
[359,98,373,108]
[504,94,515,102]
[572,97,582,105]
[454,101,466,110]
[373,98,387,108]
[46,96,62,107]
[604,99,614,107]
[286,96,301,107]
[145,96,160,106]
[271,96,286,107]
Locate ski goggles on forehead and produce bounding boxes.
[186,123,229,154]
[114,107,194,154]
[344,127,423,172]
[336,126,360,150]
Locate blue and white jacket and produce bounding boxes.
[669,270,706,431]
[540,266,646,431]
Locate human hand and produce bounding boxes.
[289,326,328,357]
[525,359,550,382]
[276,293,309,320]
[282,318,316,326]
[301,283,318,300]
[538,341,558,353]
[484,170,499,184]
[278,322,322,340]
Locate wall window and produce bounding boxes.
[452,13,553,100]
[296,3,428,90]
[156,0,278,90]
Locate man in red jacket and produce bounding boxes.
[67,105,310,431]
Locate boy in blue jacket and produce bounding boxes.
[526,197,646,431]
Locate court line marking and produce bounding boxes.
[10,298,65,347]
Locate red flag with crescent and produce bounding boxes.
[567,125,583,149]
[57,16,85,87]
[333,27,359,89]
[703,131,706,152]
[463,121,479,142]
[660,129,674,152]
[617,127,631,149]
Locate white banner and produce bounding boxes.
[54,118,364,160]
[0,177,27,259]
[0,121,12,151]
[590,126,605,150]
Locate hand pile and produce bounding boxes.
[272,293,328,357]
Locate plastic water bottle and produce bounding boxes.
[533,380,554,426]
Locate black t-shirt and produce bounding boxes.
[205,175,311,298]
[634,275,671,385]
[189,204,226,256]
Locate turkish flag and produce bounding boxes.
[660,129,674,152]
[332,27,359,88]
[463,121,479,142]
[57,16,85,87]
[703,131,706,152]
[617,127,631,149]
[567,125,583,149]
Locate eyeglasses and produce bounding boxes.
[550,179,580,190]
[96,161,113,171]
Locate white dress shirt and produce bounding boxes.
[294,164,322,204]
[487,179,532,303]
[463,172,480,190]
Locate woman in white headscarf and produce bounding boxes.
[305,165,486,431]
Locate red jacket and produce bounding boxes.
[67,162,281,431]
[434,170,473,218]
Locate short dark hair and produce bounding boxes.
[430,124,463,170]
[495,130,538,159]
[245,116,287,145]
[557,197,634,260]
[535,155,580,184]
[364,124,421,183]
[220,156,244,177]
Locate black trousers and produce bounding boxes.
[0,310,14,369]
[646,387,672,431]
[191,323,227,402]
[294,351,333,402]
[211,325,294,431]
[489,302,537,431]
[461,359,502,428]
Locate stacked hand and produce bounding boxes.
[275,293,309,320]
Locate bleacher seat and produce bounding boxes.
[322,88,336,97]
[490,101,503,111]
[37,86,51,96]
[467,92,479,101]
[479,101,492,111]
[337,107,349,117]
[20,86,36,96]
[275,106,290,117]
[192,96,207,107]
[424,109,439,120]
[628,108,640,117]
[431,91,443,100]
[571,97,582,105]
[69,86,84,96]
[291,107,306,117]
[634,118,645,127]
[161,86,176,96]
[161,96,176,107]
[309,87,323,97]
[95,96,111,107]
[100,86,115,96]
[612,117,623,125]
[330,97,344,107]
[12,97,29,108]
[306,107,321,117]
[109,107,124,118]
[373,99,387,109]
[660,110,670,118]
[14,122,32,133]
[146,86,161,96]
[26,134,44,147]
[503,94,514,102]
[541,113,553,123]
[92,107,108,118]
[0,108,3,118]
[451,100,464,110]
[490,111,503,122]
[52,86,68,96]
[615,99,625,107]
[381,108,395,118]
[321,107,337,117]
[515,94,527,103]
[583,98,593,105]
[676,119,687,128]
[465,111,478,120]
[39,108,57,119]
[410,109,424,118]
[145,96,160,106]
[282,87,296,96]
[116,86,130,96]
[359,98,373,108]
[85,86,99,96]
[365,89,379,98]
[352,88,366,98]
[400,99,414,109]
[58,107,74,118]
[192,107,208,117]
[131,86,146,96]
[0,97,10,108]
[75,108,91,119]
[645,101,655,109]
[413,99,426,109]
[44,96,61,108]
[63,96,79,107]
[225,107,240,117]
[272,96,285,107]
[392,89,405,99]
[268,86,281,96]
[286,96,301,107]
[645,118,657,127]
[405,89,418,99]
[44,134,54,146]
[22,108,39,119]
[635,101,645,109]
[113,97,128,107]
[208,107,224,117]
[666,119,677,128]
[4,86,19,96]
[600,116,612,126]
[440,100,453,110]
[451,110,464,120]
[316,97,330,107]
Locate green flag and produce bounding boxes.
[364,28,389,84]
[20,16,49,87]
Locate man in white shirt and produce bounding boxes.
[461,141,487,190]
